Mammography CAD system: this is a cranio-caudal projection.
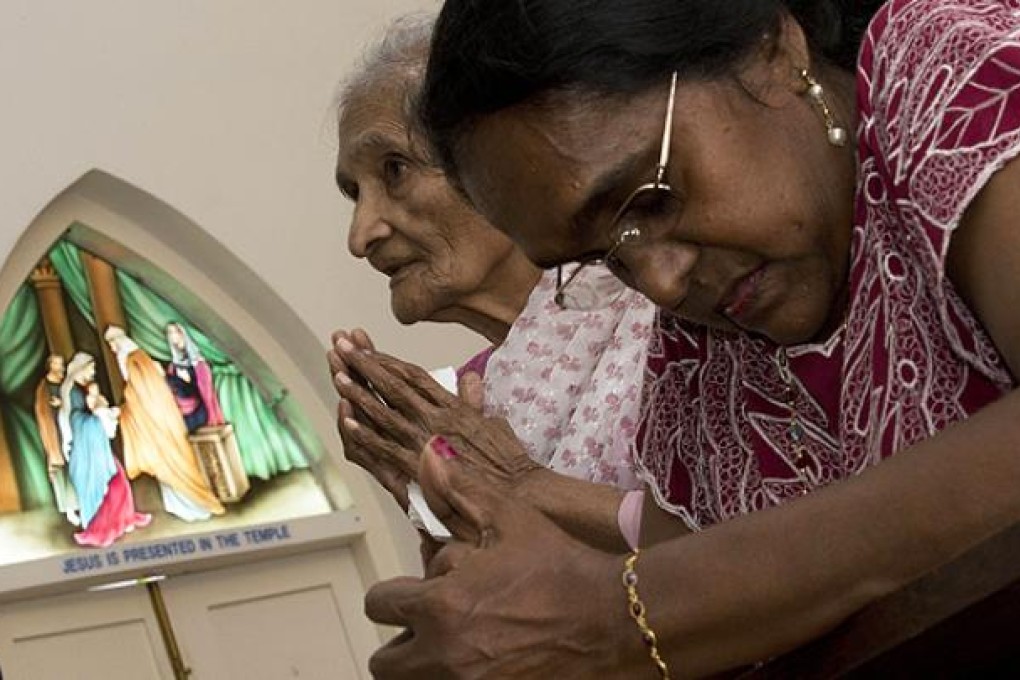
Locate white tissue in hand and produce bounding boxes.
[429,366,458,395]
[408,366,457,540]
[407,481,452,542]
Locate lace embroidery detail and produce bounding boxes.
[634,0,1020,530]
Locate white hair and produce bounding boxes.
[336,12,436,158]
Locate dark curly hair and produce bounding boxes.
[419,0,884,175]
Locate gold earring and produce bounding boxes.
[799,69,847,147]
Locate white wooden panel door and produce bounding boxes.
[0,585,175,680]
[160,547,378,680]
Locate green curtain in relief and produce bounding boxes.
[0,285,55,509]
[48,241,95,327]
[116,270,309,478]
[50,240,308,479]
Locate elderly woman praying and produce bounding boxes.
[328,14,658,552]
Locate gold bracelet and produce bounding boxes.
[622,549,672,679]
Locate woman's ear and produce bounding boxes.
[744,12,812,107]
[773,12,812,68]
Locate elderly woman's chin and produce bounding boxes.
[389,286,440,325]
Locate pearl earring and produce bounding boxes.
[799,69,847,147]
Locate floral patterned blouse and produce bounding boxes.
[483,268,656,489]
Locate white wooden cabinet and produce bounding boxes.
[0,546,381,680]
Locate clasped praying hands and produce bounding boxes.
[327,328,542,512]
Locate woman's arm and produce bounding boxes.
[947,155,1020,380]
[513,466,631,552]
[633,389,1020,676]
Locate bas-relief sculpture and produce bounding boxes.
[0,237,323,566]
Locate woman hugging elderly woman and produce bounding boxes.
[329,0,1020,677]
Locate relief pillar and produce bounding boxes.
[28,257,75,361]
[0,404,21,512]
[81,250,128,402]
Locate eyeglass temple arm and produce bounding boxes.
[555,264,585,299]
[655,71,679,185]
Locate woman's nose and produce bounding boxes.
[625,243,697,310]
[347,194,394,258]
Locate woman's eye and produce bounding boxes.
[382,156,410,189]
[623,190,673,219]
[339,181,359,202]
[615,187,679,239]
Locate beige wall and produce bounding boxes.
[0,1,479,580]
[0,0,480,370]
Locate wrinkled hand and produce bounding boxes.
[365,439,622,679]
[327,328,415,509]
[328,328,541,502]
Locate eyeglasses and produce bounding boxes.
[554,71,680,311]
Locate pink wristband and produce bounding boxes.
[617,489,645,551]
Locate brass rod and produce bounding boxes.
[146,580,192,679]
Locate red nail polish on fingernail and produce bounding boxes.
[430,435,459,460]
